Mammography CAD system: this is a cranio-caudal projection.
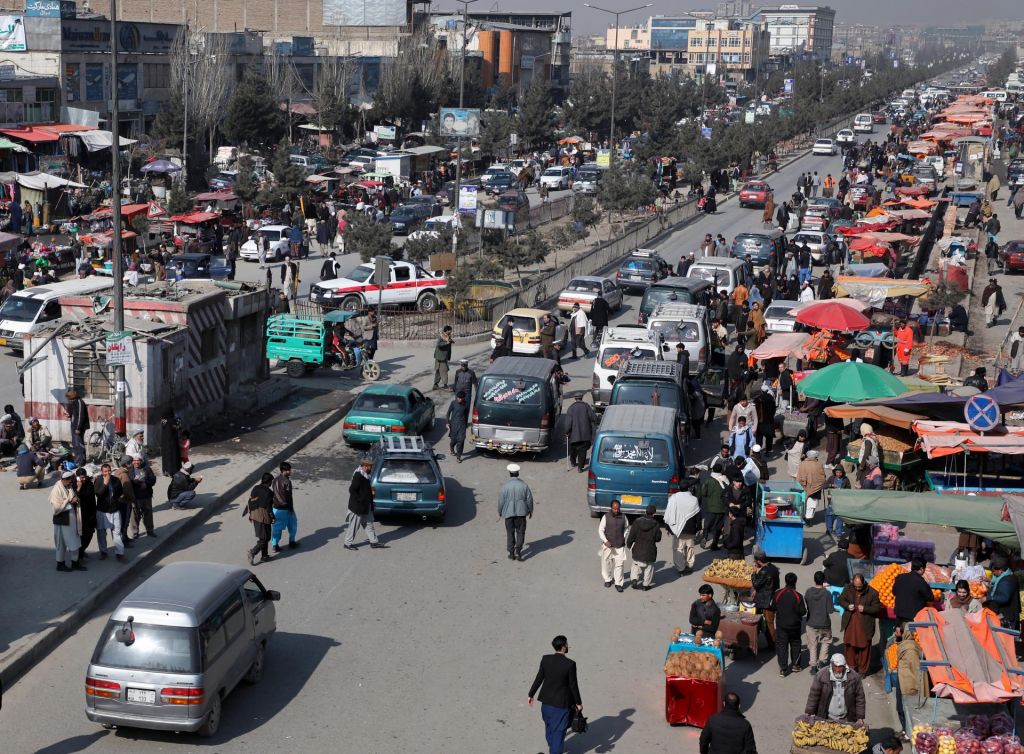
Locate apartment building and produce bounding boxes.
[749,5,835,61]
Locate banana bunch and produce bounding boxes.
[703,559,755,580]
[792,717,869,753]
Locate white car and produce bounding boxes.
[239,225,290,262]
[853,113,874,133]
[763,299,799,334]
[310,258,446,312]
[479,164,511,187]
[812,138,837,156]
[539,166,571,190]
[591,326,661,409]
[835,129,856,146]
[407,215,461,242]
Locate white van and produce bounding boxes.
[853,113,874,133]
[0,277,113,351]
[981,90,1008,102]
[647,302,709,373]
[592,325,661,410]
[686,257,748,296]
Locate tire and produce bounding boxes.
[197,694,221,738]
[417,291,440,313]
[101,724,116,730]
[286,359,306,378]
[244,646,265,684]
[340,295,363,312]
[362,360,382,381]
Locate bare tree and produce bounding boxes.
[265,49,301,142]
[375,30,448,128]
[311,54,354,134]
[170,27,231,163]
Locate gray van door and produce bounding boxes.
[242,576,276,644]
[200,590,252,699]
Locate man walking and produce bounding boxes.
[699,691,757,754]
[527,635,583,754]
[270,461,299,552]
[665,487,701,575]
[51,470,86,572]
[94,463,126,561]
[244,472,275,565]
[773,572,807,676]
[75,468,96,561]
[344,458,384,550]
[564,394,597,473]
[65,387,89,466]
[589,293,610,347]
[700,471,728,550]
[627,504,662,590]
[433,325,454,390]
[446,391,469,463]
[452,358,477,404]
[599,500,628,591]
[806,571,836,671]
[497,463,533,561]
[569,303,590,359]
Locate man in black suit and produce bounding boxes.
[527,635,583,754]
[699,691,758,753]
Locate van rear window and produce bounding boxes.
[597,437,670,467]
[644,287,694,308]
[612,384,680,410]
[479,376,543,406]
[599,346,655,370]
[650,321,699,343]
[93,620,199,674]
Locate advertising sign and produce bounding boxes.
[439,107,481,138]
[458,185,478,216]
[0,17,26,52]
[701,127,713,140]
[61,20,176,53]
[783,78,794,95]
[105,331,134,366]
[63,62,80,102]
[117,65,138,101]
[595,149,611,168]
[373,124,397,140]
[25,0,76,18]
[84,62,104,102]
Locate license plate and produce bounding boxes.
[362,424,385,433]
[496,429,523,441]
[127,688,156,704]
[629,275,642,281]
[395,492,417,501]
[621,494,642,505]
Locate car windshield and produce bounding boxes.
[93,620,200,674]
[793,234,821,244]
[498,314,538,332]
[815,140,832,146]
[735,235,766,251]
[742,184,766,191]
[542,168,562,176]
[597,437,670,467]
[353,393,409,413]
[613,383,680,410]
[645,287,695,308]
[688,267,728,286]
[260,230,281,242]
[651,321,699,343]
[478,376,544,406]
[578,171,601,181]
[0,296,43,323]
[346,265,375,283]
[765,304,794,320]
[378,459,437,484]
[567,279,602,293]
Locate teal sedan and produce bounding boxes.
[343,384,435,445]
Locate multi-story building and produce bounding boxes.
[749,5,835,61]
[603,24,649,52]
[686,18,769,82]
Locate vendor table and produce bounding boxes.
[664,636,725,728]
[718,612,760,658]
[756,482,808,563]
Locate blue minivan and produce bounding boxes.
[586,405,684,516]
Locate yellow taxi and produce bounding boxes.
[490,308,551,356]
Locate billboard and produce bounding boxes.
[0,17,26,52]
[458,185,478,216]
[61,20,176,54]
[323,0,405,27]
[373,124,397,140]
[439,107,481,138]
[25,0,76,18]
[783,78,794,95]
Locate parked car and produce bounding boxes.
[479,164,511,187]
[495,189,530,214]
[835,129,857,146]
[208,170,237,191]
[369,435,446,521]
[812,138,837,156]
[388,204,433,235]
[763,299,799,333]
[167,253,227,280]
[239,225,290,262]
[342,384,435,445]
[557,276,622,314]
[738,181,773,208]
[848,185,874,209]
[490,307,549,356]
[404,195,443,217]
[999,240,1024,273]
[1007,158,1024,188]
[539,166,571,190]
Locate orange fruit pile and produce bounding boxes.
[868,563,903,609]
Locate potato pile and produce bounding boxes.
[664,650,722,681]
[703,559,755,583]
[792,716,869,753]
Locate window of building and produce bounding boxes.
[1,88,23,102]
[630,29,638,39]
[143,63,170,90]
[35,88,56,104]
[743,53,751,63]
[69,345,113,401]
[727,36,740,47]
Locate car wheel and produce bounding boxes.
[198,694,221,738]
[286,359,307,378]
[340,295,363,312]
[417,291,440,313]
[244,646,265,684]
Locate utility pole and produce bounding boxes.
[451,0,478,256]
[182,24,189,189]
[110,0,126,436]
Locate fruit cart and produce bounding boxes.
[702,559,754,608]
[664,630,724,728]
[790,716,869,754]
[756,482,808,564]
[846,425,926,490]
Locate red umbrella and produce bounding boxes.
[795,301,871,332]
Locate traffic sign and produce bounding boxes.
[964,394,1000,432]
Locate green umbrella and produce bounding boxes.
[797,361,909,403]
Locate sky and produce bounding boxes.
[464,0,1023,37]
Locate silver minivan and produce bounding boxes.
[85,562,279,737]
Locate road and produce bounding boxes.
[2,140,905,752]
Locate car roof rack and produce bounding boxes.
[631,248,658,258]
[380,435,430,454]
[650,302,707,320]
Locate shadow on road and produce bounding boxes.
[571,707,635,753]
[33,731,108,754]
[524,529,575,560]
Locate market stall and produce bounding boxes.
[756,482,808,562]
[664,629,724,727]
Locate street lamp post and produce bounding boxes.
[584,3,651,162]
[451,0,478,256]
[109,0,126,436]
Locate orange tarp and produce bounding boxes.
[912,420,1024,458]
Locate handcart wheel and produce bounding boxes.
[362,360,382,381]
[286,359,306,378]
[880,333,897,350]
[854,331,874,349]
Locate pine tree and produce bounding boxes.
[516,76,554,151]
[347,214,396,262]
[223,64,285,151]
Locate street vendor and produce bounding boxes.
[689,584,722,635]
[805,653,866,724]
[987,556,1020,631]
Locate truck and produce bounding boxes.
[309,257,447,313]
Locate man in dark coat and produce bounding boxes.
[805,654,866,723]
[452,358,477,404]
[564,393,598,473]
[75,467,97,561]
[699,691,757,754]
[726,345,747,397]
[344,458,383,550]
[244,472,275,565]
[989,556,1020,631]
[690,583,722,634]
[94,463,126,560]
[65,388,89,466]
[626,504,662,590]
[892,557,933,626]
[446,391,470,463]
[752,550,781,646]
[527,635,583,754]
[589,294,610,347]
[773,572,807,675]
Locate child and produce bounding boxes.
[178,429,191,464]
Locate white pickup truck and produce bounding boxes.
[309,258,447,312]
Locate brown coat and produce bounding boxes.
[838,584,882,640]
[797,457,826,497]
[762,195,775,224]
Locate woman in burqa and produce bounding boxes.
[160,407,182,477]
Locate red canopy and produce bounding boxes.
[795,301,871,331]
[355,180,383,188]
[193,191,238,201]
[896,186,931,197]
[169,211,220,224]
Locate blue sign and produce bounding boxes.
[25,0,76,18]
[700,127,712,140]
[783,78,794,95]
[964,394,1000,432]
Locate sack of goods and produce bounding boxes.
[791,716,869,753]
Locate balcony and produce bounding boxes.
[0,102,55,128]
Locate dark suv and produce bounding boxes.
[731,230,785,266]
[388,204,433,234]
[615,250,669,293]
